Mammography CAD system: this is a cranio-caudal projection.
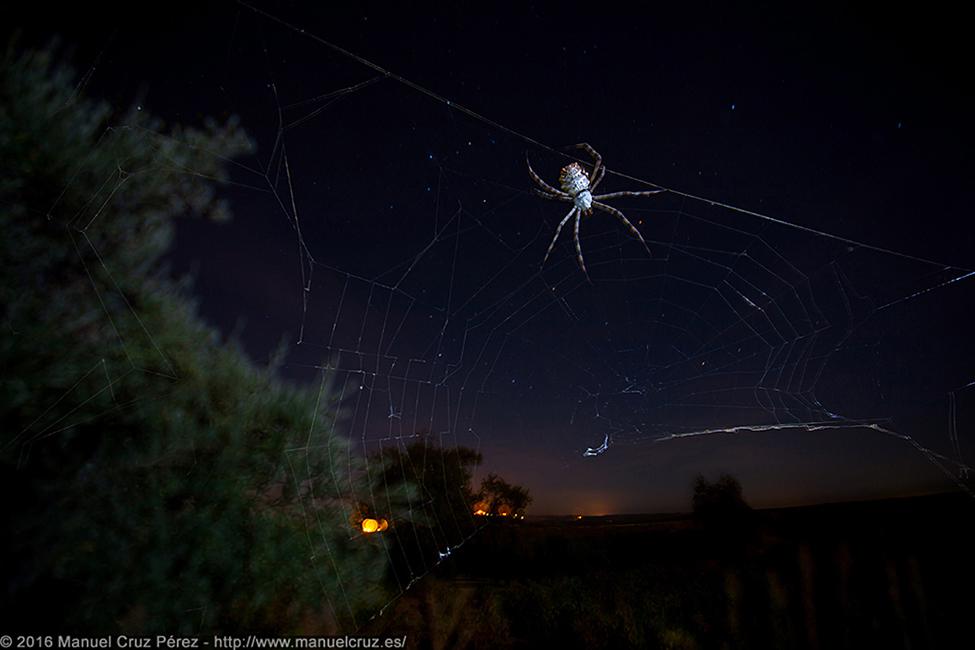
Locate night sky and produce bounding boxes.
[10,1,975,514]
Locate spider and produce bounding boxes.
[527,143,665,278]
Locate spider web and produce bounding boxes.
[21,0,975,632]
[228,5,974,624]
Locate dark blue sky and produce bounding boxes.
[12,1,975,513]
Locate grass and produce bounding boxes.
[366,492,975,649]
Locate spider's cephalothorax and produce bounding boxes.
[527,143,666,279]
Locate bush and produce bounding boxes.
[1,43,395,633]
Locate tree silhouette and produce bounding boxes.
[476,473,533,517]
[692,473,753,530]
[370,434,483,530]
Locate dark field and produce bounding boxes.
[367,493,975,649]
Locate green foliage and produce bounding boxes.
[1,44,393,633]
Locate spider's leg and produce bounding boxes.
[589,164,607,191]
[593,189,666,201]
[573,143,603,187]
[534,189,571,201]
[527,156,567,196]
[572,207,591,281]
[542,207,577,268]
[592,201,652,258]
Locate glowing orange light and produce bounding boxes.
[498,504,512,517]
[378,518,389,531]
[576,515,583,520]
[361,518,380,533]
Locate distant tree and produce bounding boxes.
[365,434,487,576]
[1,44,396,633]
[691,473,753,531]
[370,434,483,532]
[476,473,532,517]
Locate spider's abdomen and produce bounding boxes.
[559,162,590,196]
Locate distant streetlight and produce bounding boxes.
[361,518,379,533]
[361,517,389,534]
